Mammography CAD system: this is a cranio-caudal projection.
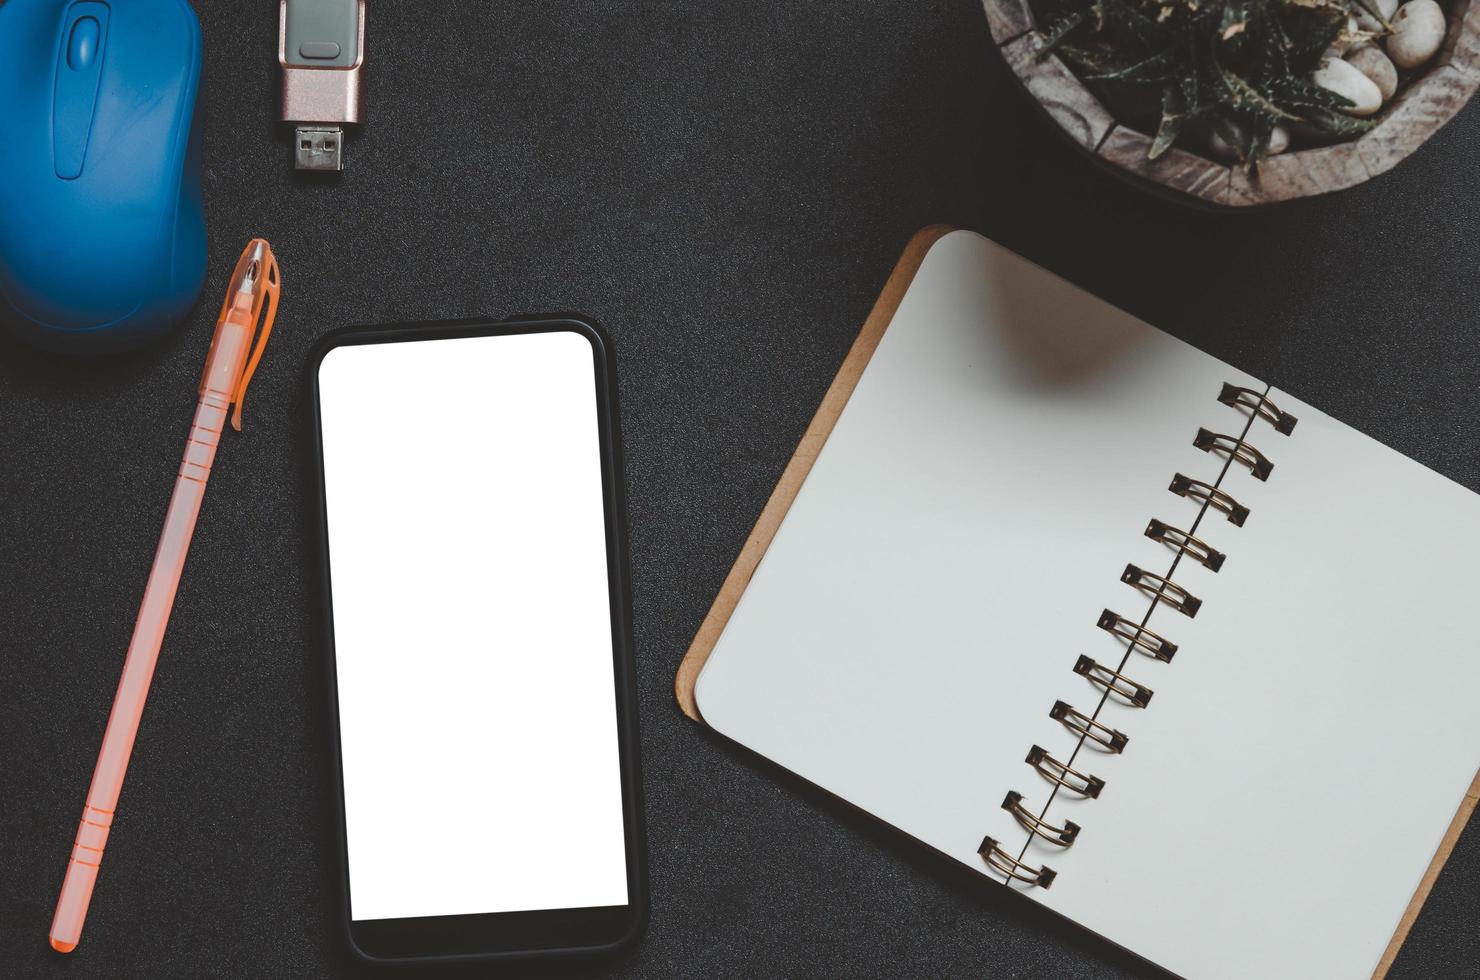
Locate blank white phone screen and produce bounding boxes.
[317,330,629,922]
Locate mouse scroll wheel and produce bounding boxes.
[67,17,100,71]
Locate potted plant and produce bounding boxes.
[983,0,1480,205]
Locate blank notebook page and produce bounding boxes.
[693,231,1480,979]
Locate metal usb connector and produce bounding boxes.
[279,0,365,172]
[294,127,345,171]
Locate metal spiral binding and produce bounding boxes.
[978,837,1056,887]
[984,383,1297,889]
[1050,700,1128,752]
[1097,609,1178,662]
[1194,429,1274,481]
[1168,474,1250,526]
[1145,518,1225,571]
[1219,383,1298,434]
[1121,564,1202,617]
[1002,791,1080,845]
[1026,744,1105,798]
[1073,655,1153,707]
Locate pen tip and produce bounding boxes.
[237,241,267,293]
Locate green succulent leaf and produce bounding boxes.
[1250,4,1291,82]
[1217,62,1303,119]
[1301,104,1381,134]
[1350,0,1393,30]
[1036,11,1087,56]
[1177,58,1204,110]
[1101,0,1175,48]
[1244,113,1277,169]
[1283,7,1347,70]
[1084,48,1182,81]
[1055,43,1143,74]
[1219,0,1254,47]
[1150,85,1191,158]
[1268,75,1355,110]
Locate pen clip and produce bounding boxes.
[225,242,281,432]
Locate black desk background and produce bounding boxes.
[3,1,1478,976]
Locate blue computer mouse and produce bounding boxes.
[0,0,206,352]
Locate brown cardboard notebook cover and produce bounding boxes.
[673,224,1479,978]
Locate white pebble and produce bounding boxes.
[1387,0,1446,69]
[1208,127,1240,159]
[1347,43,1399,100]
[1313,56,1384,115]
[1356,0,1399,32]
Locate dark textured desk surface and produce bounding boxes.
[4,0,1479,976]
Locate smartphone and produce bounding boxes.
[308,317,645,964]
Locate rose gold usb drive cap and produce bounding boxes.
[279,0,365,172]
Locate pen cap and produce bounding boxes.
[200,239,279,427]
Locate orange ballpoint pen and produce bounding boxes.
[50,239,281,954]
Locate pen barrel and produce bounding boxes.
[181,389,230,483]
[51,390,227,952]
[49,805,114,953]
[201,306,255,401]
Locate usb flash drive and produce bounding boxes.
[279,0,365,172]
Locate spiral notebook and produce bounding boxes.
[676,227,1480,979]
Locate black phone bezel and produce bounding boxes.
[306,316,647,965]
